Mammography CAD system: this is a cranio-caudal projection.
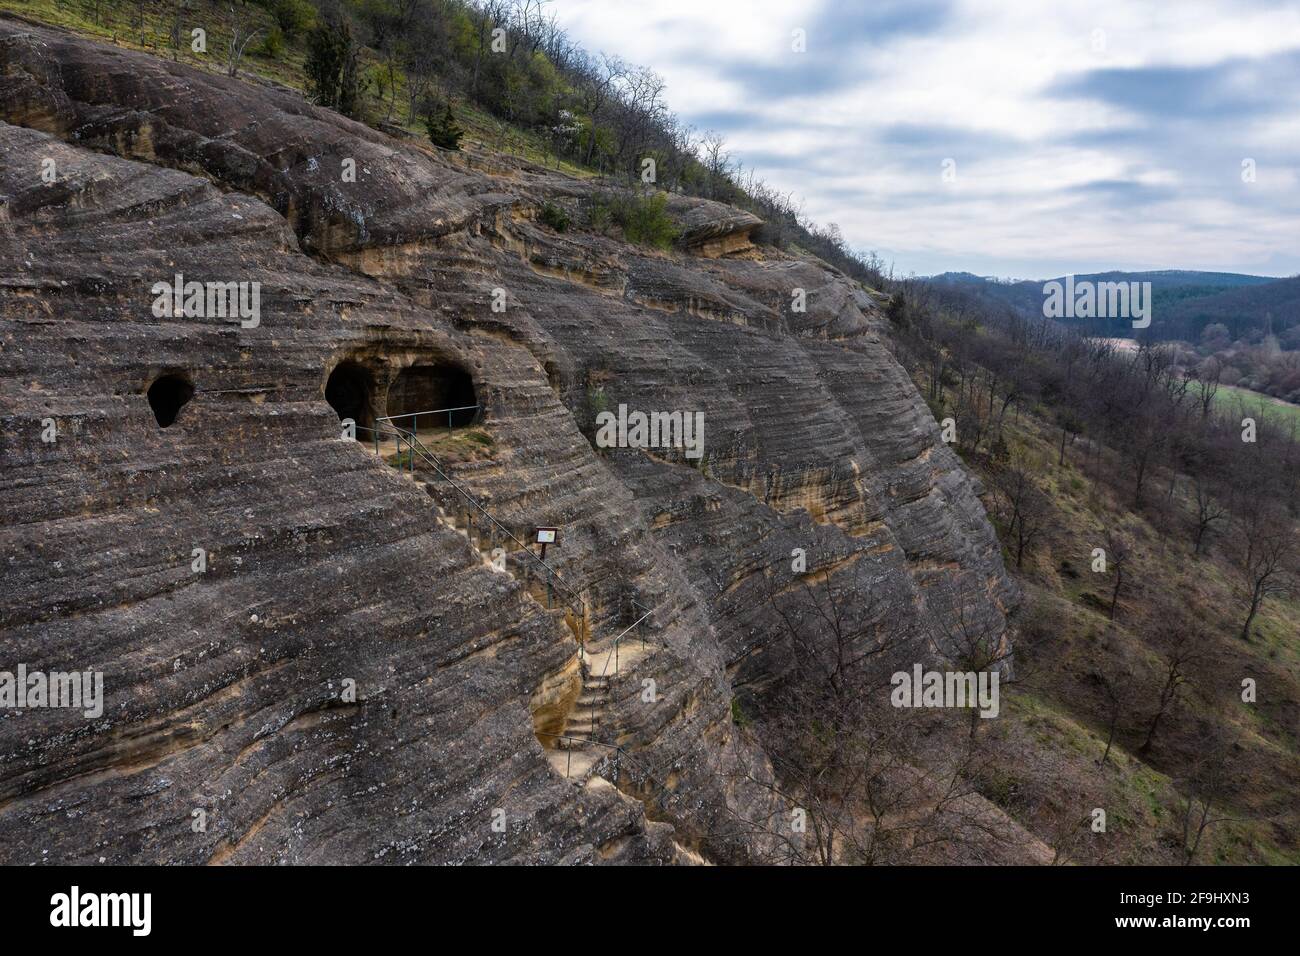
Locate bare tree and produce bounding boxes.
[1232,503,1294,641]
[574,52,626,169]
[995,463,1052,571]
[1177,732,1237,865]
[1191,359,1221,420]
[1057,409,1083,466]
[471,0,508,97]
[1094,667,1128,766]
[929,580,1016,741]
[356,0,419,123]
[1104,530,1133,621]
[699,130,730,200]
[1189,477,1228,556]
[225,0,264,77]
[169,0,190,61]
[1138,633,1196,755]
[723,560,1014,864]
[615,64,668,176]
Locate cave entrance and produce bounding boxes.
[325,361,376,437]
[385,363,479,433]
[147,373,194,428]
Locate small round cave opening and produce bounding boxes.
[147,374,194,428]
[325,361,376,435]
[386,364,479,429]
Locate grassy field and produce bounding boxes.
[1212,383,1300,430]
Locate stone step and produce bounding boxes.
[554,735,592,750]
[577,692,607,707]
[547,749,596,782]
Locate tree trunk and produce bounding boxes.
[1139,710,1163,754]
[1239,588,1262,641]
[1100,710,1118,765]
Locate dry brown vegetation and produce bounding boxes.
[888,290,1300,863]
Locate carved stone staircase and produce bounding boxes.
[556,671,610,750]
[544,634,655,784]
[364,428,653,785]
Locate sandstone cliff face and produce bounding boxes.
[0,20,1016,864]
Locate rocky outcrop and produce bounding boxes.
[667,196,762,258]
[0,19,1017,864]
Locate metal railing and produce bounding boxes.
[534,731,655,787]
[377,404,480,439]
[571,601,657,743]
[343,417,722,848]
[591,602,654,678]
[349,418,668,790]
[352,419,587,625]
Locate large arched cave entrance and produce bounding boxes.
[385,363,479,430]
[325,361,376,435]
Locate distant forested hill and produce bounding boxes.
[927,270,1290,341]
[1160,275,1300,343]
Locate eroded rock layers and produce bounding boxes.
[0,20,1015,864]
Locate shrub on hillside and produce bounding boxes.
[423,101,463,150]
[585,191,678,249]
[257,26,285,59]
[886,292,908,325]
[539,202,570,232]
[261,0,315,39]
[582,194,613,233]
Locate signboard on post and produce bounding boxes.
[535,527,559,561]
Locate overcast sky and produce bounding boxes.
[550,0,1300,280]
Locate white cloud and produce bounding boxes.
[551,0,1300,277]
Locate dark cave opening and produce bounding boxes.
[385,363,479,430]
[147,374,194,428]
[325,361,376,436]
